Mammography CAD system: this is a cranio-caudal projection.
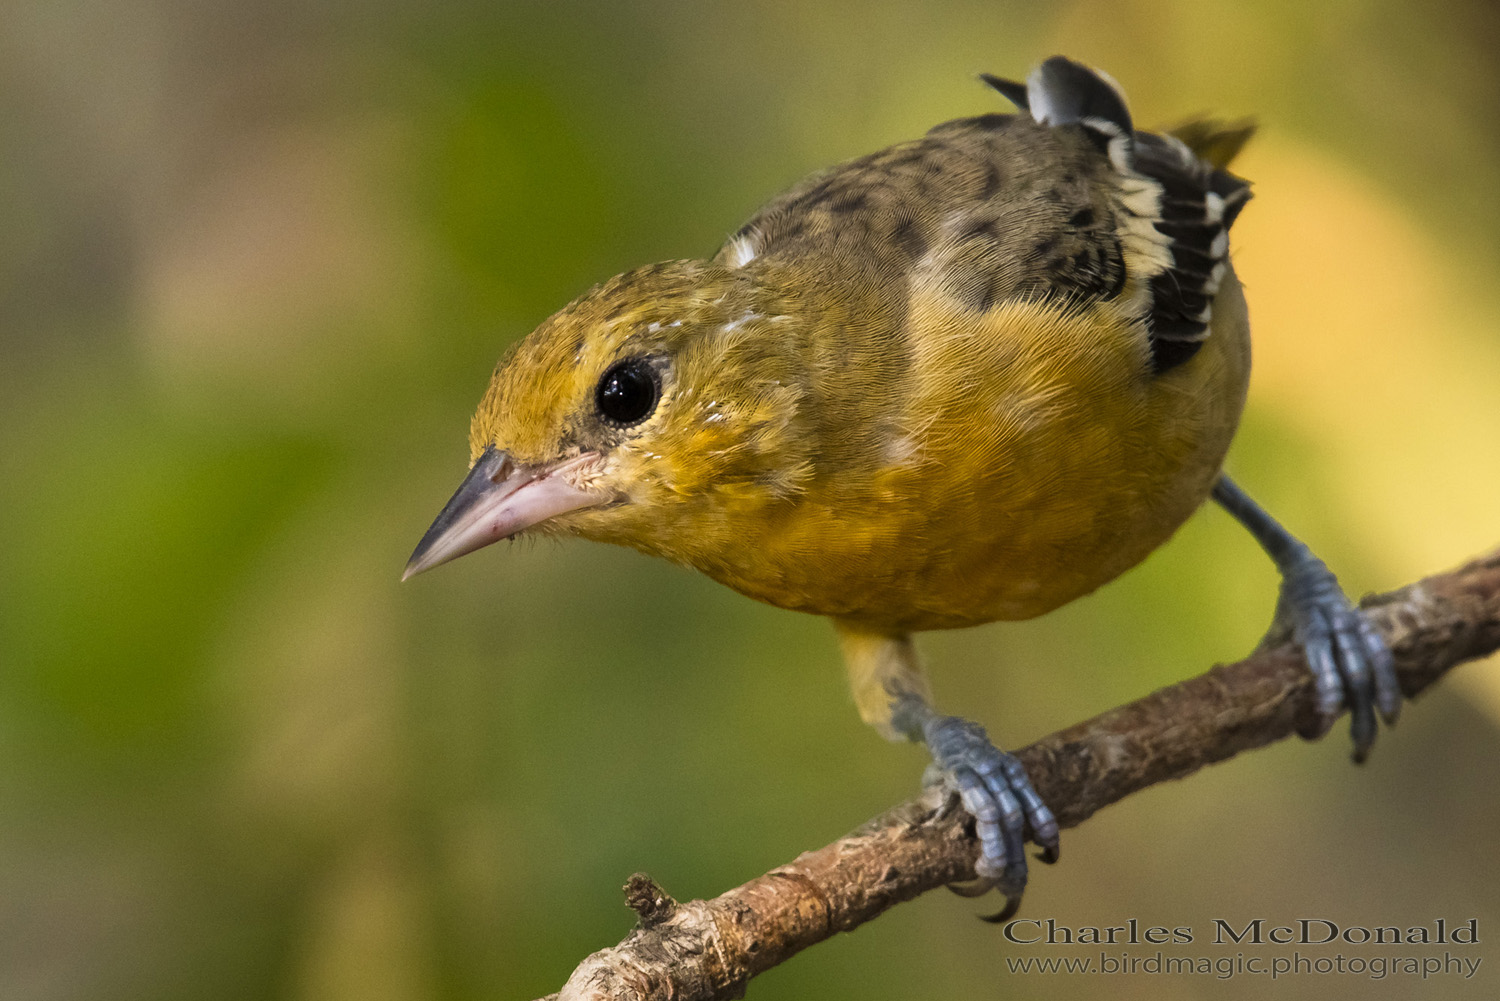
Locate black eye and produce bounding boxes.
[595,358,660,426]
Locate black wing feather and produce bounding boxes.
[1131,131,1250,371]
[1021,57,1252,373]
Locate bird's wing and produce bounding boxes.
[981,57,1253,372]
[717,57,1250,376]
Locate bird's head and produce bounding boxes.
[404,259,816,579]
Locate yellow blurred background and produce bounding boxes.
[2,2,1497,999]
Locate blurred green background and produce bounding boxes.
[3,2,1498,999]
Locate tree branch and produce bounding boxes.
[540,548,1500,1001]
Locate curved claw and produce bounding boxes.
[947,878,999,898]
[947,875,1024,923]
[979,894,1024,924]
[921,714,1058,913]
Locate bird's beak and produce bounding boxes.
[403,446,607,580]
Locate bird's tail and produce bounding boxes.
[1164,117,1257,171]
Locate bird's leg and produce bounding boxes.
[1212,474,1401,761]
[835,622,1059,920]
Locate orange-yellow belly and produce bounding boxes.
[707,275,1251,631]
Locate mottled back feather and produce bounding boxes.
[716,56,1251,374]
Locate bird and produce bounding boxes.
[404,55,1401,919]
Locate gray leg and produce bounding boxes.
[1212,474,1401,761]
[837,622,1059,918]
[891,694,1060,922]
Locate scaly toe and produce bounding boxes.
[921,714,1055,911]
[1283,563,1400,761]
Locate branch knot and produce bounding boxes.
[623,873,678,928]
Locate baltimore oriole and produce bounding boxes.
[405,56,1399,917]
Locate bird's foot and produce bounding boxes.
[1276,552,1400,763]
[919,714,1059,922]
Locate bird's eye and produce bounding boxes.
[595,358,661,427]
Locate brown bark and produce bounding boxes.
[540,548,1500,1001]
